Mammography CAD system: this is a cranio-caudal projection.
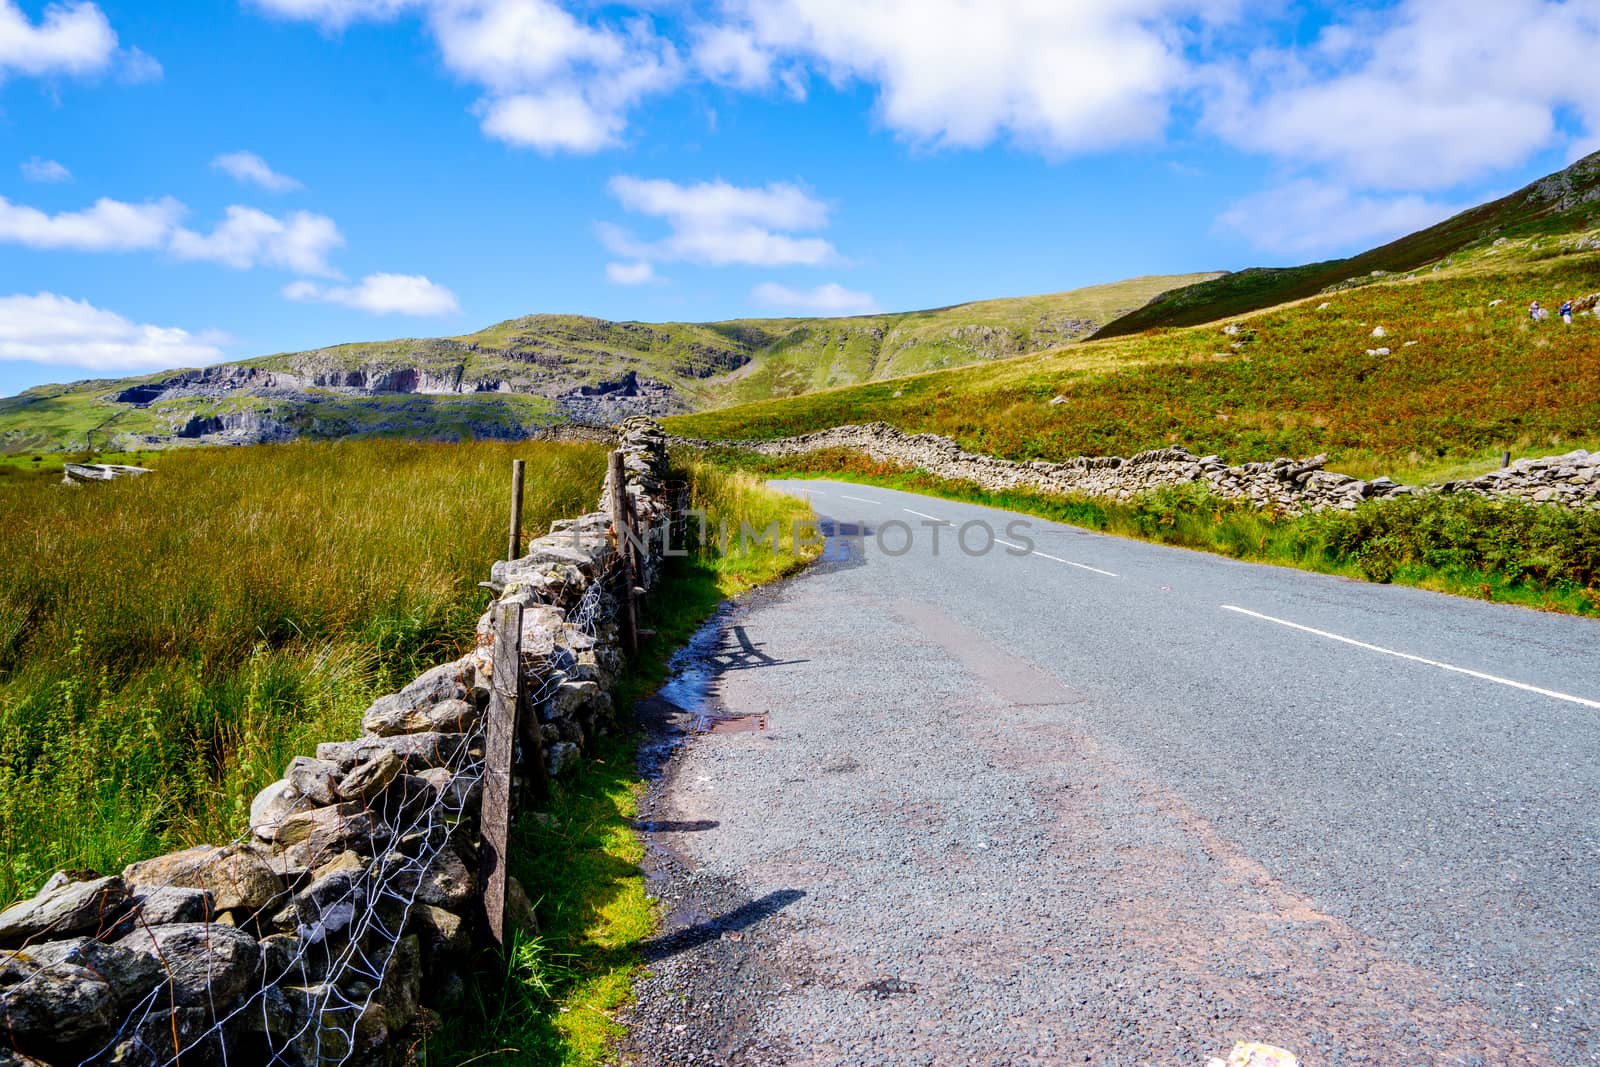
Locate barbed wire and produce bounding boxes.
[11,549,630,1067]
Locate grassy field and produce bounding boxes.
[418,453,819,1067]
[669,254,1600,484]
[0,439,609,905]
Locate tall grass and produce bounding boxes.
[0,439,608,905]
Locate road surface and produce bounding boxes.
[622,479,1600,1066]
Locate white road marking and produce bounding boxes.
[994,539,1120,578]
[840,494,881,505]
[1032,550,1120,578]
[1221,605,1600,710]
[903,507,950,523]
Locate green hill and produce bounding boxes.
[668,251,1600,484]
[1092,150,1600,339]
[0,273,1211,454]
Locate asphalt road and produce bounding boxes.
[623,479,1600,1066]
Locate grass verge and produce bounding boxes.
[417,453,818,1066]
[710,447,1600,618]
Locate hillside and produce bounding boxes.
[668,251,1600,483]
[0,274,1210,454]
[1092,150,1600,339]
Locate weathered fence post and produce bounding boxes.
[1502,450,1512,469]
[480,600,521,948]
[608,450,639,654]
[508,458,525,562]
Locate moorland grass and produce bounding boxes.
[0,438,609,905]
[668,255,1600,484]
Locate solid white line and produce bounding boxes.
[902,507,949,523]
[993,539,1121,578]
[1221,605,1600,710]
[840,494,881,505]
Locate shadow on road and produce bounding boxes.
[640,889,807,962]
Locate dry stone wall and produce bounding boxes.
[0,417,673,1067]
[680,422,1600,513]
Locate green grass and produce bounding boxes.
[416,455,818,1067]
[669,255,1600,485]
[0,439,609,906]
[715,448,1600,617]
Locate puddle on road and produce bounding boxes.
[656,604,733,716]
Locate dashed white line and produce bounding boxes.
[1031,550,1120,578]
[902,507,949,523]
[993,539,1120,578]
[840,494,881,505]
[1221,605,1600,710]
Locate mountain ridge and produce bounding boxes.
[0,274,1212,453]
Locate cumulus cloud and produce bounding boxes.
[602,175,836,268]
[0,194,182,251]
[692,25,772,90]
[283,272,460,315]
[1215,180,1459,256]
[212,151,304,192]
[169,207,344,276]
[751,281,877,315]
[605,260,656,285]
[256,0,679,153]
[0,292,225,370]
[1206,0,1600,191]
[721,0,1222,152]
[0,0,117,79]
[20,158,72,183]
[0,193,346,275]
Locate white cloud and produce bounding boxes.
[0,292,224,370]
[283,272,460,315]
[169,207,344,276]
[0,0,117,79]
[20,157,72,183]
[722,0,1224,152]
[751,281,877,315]
[603,175,837,267]
[0,194,182,251]
[1215,180,1459,256]
[1206,0,1600,191]
[0,193,349,276]
[477,89,622,153]
[605,260,657,285]
[212,150,304,192]
[256,0,679,154]
[693,25,771,90]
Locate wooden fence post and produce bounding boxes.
[608,450,639,654]
[480,600,521,948]
[507,459,525,562]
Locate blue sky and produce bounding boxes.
[1,0,1596,396]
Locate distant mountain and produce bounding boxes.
[0,274,1212,453]
[1092,150,1600,339]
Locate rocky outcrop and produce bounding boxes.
[1,419,675,1066]
[679,423,1600,514]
